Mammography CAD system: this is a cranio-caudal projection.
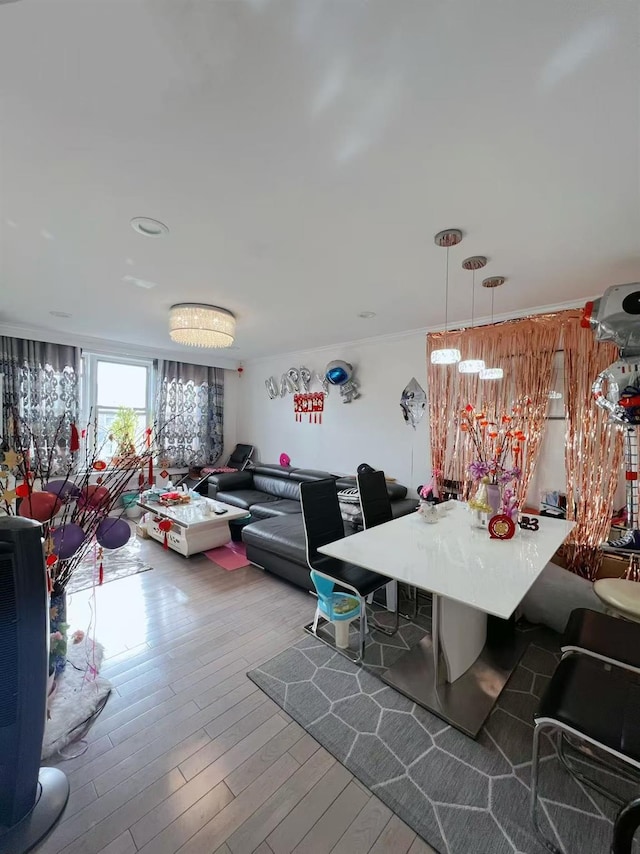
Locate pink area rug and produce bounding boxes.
[204,541,250,571]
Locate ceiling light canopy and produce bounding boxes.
[169,303,235,348]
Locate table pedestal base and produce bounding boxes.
[381,630,527,738]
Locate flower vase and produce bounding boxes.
[49,589,68,678]
[486,483,501,518]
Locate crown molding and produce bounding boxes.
[243,296,593,365]
[0,321,240,370]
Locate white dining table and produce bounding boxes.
[318,501,575,737]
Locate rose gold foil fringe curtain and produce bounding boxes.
[427,312,561,503]
[563,318,623,578]
[427,309,624,578]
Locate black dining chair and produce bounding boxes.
[561,608,640,675]
[356,468,400,631]
[300,478,398,662]
[531,655,640,853]
[612,796,640,854]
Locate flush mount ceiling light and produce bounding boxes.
[50,310,72,318]
[430,229,463,365]
[479,275,507,380]
[130,217,169,238]
[358,311,376,319]
[169,303,235,348]
[458,255,487,374]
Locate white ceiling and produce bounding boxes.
[0,0,638,367]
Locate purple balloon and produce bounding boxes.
[45,479,81,500]
[51,523,86,560]
[96,517,131,550]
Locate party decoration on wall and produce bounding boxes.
[294,392,325,424]
[266,366,331,398]
[280,453,291,466]
[324,360,360,403]
[265,377,279,399]
[400,378,426,429]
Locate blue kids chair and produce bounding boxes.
[310,571,361,652]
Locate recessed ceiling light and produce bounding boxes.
[40,229,54,240]
[50,310,72,318]
[130,217,169,238]
[358,311,376,319]
[123,274,158,290]
[5,218,17,228]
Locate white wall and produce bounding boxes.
[238,333,431,495]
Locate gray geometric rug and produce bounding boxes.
[66,534,152,594]
[248,602,637,854]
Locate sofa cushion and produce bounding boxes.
[206,470,253,492]
[251,464,295,479]
[242,515,308,564]
[215,489,279,510]
[251,499,302,519]
[252,475,301,501]
[242,514,351,565]
[289,469,337,483]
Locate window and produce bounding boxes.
[83,355,154,459]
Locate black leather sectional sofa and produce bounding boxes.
[203,464,417,591]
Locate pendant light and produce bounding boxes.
[430,229,463,365]
[479,276,506,380]
[458,256,487,374]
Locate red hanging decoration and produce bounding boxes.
[146,427,154,485]
[138,472,145,488]
[97,546,104,584]
[70,423,80,452]
[293,392,325,425]
[158,518,172,549]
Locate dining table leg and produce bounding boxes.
[381,593,526,738]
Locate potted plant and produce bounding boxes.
[110,406,139,465]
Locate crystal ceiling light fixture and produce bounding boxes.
[458,255,487,374]
[169,303,236,348]
[479,276,507,380]
[430,229,463,365]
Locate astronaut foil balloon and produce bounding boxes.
[325,360,360,403]
[586,283,640,425]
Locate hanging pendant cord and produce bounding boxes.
[444,246,450,334]
[471,269,475,329]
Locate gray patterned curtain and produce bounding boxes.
[0,336,80,475]
[155,360,224,467]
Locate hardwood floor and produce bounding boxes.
[40,536,436,854]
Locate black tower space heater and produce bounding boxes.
[0,517,69,853]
